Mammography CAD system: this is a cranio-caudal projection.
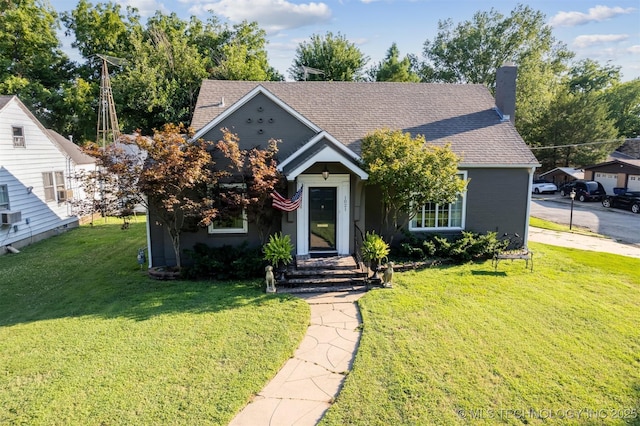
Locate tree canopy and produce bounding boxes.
[0,1,282,143]
[361,129,467,238]
[289,32,369,81]
[2,0,636,163]
[604,79,640,138]
[530,89,621,170]
[0,0,73,127]
[369,43,420,82]
[421,4,573,91]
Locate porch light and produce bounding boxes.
[322,165,330,180]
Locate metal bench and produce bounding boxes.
[492,233,533,272]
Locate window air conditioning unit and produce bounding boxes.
[1,210,22,225]
[57,189,73,201]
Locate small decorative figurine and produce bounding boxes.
[382,261,394,288]
[265,265,276,293]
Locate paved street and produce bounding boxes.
[531,194,640,245]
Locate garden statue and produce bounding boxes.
[265,265,276,293]
[382,261,394,288]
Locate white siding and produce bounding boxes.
[0,98,78,247]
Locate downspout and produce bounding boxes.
[524,167,536,247]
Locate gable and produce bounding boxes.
[279,132,368,181]
[193,90,319,162]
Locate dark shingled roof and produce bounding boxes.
[0,95,15,110]
[192,80,538,166]
[46,129,95,165]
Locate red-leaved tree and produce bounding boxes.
[81,124,283,268]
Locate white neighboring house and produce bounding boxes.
[0,95,95,254]
[46,128,97,216]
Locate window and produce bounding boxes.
[0,185,9,210]
[12,127,25,148]
[43,172,55,201]
[55,171,66,197]
[208,184,248,234]
[409,172,467,231]
[209,212,248,234]
[42,171,66,202]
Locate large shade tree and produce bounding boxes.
[61,2,280,140]
[530,89,620,170]
[420,4,573,145]
[289,32,369,81]
[0,0,74,127]
[530,59,623,170]
[603,79,640,138]
[83,124,283,268]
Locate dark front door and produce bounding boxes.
[309,187,336,251]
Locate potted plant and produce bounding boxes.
[263,232,294,281]
[361,231,390,280]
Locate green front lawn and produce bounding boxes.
[2,219,639,425]
[322,243,640,425]
[0,218,309,425]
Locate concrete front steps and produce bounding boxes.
[277,255,370,293]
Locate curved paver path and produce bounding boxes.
[231,226,640,425]
[229,291,365,426]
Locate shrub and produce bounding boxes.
[361,231,390,264]
[263,232,294,269]
[182,242,264,280]
[392,231,504,263]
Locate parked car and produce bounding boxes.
[602,190,640,213]
[531,180,558,194]
[559,180,606,202]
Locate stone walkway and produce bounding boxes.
[230,227,640,426]
[229,291,365,426]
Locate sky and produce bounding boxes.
[49,0,640,82]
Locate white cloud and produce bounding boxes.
[550,5,636,27]
[187,0,331,33]
[628,45,640,54]
[573,34,629,48]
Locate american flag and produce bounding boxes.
[272,186,303,212]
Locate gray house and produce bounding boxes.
[147,66,539,267]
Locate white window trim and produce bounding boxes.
[408,171,467,232]
[12,126,25,148]
[208,183,248,234]
[0,184,9,210]
[43,171,67,203]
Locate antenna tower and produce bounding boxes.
[96,54,125,147]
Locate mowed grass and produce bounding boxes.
[322,242,640,425]
[0,218,309,425]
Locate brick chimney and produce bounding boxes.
[495,64,517,125]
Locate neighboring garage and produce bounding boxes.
[584,158,640,194]
[628,175,640,191]
[594,172,619,194]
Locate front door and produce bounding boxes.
[309,187,336,251]
[296,174,350,256]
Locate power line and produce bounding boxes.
[528,139,624,150]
